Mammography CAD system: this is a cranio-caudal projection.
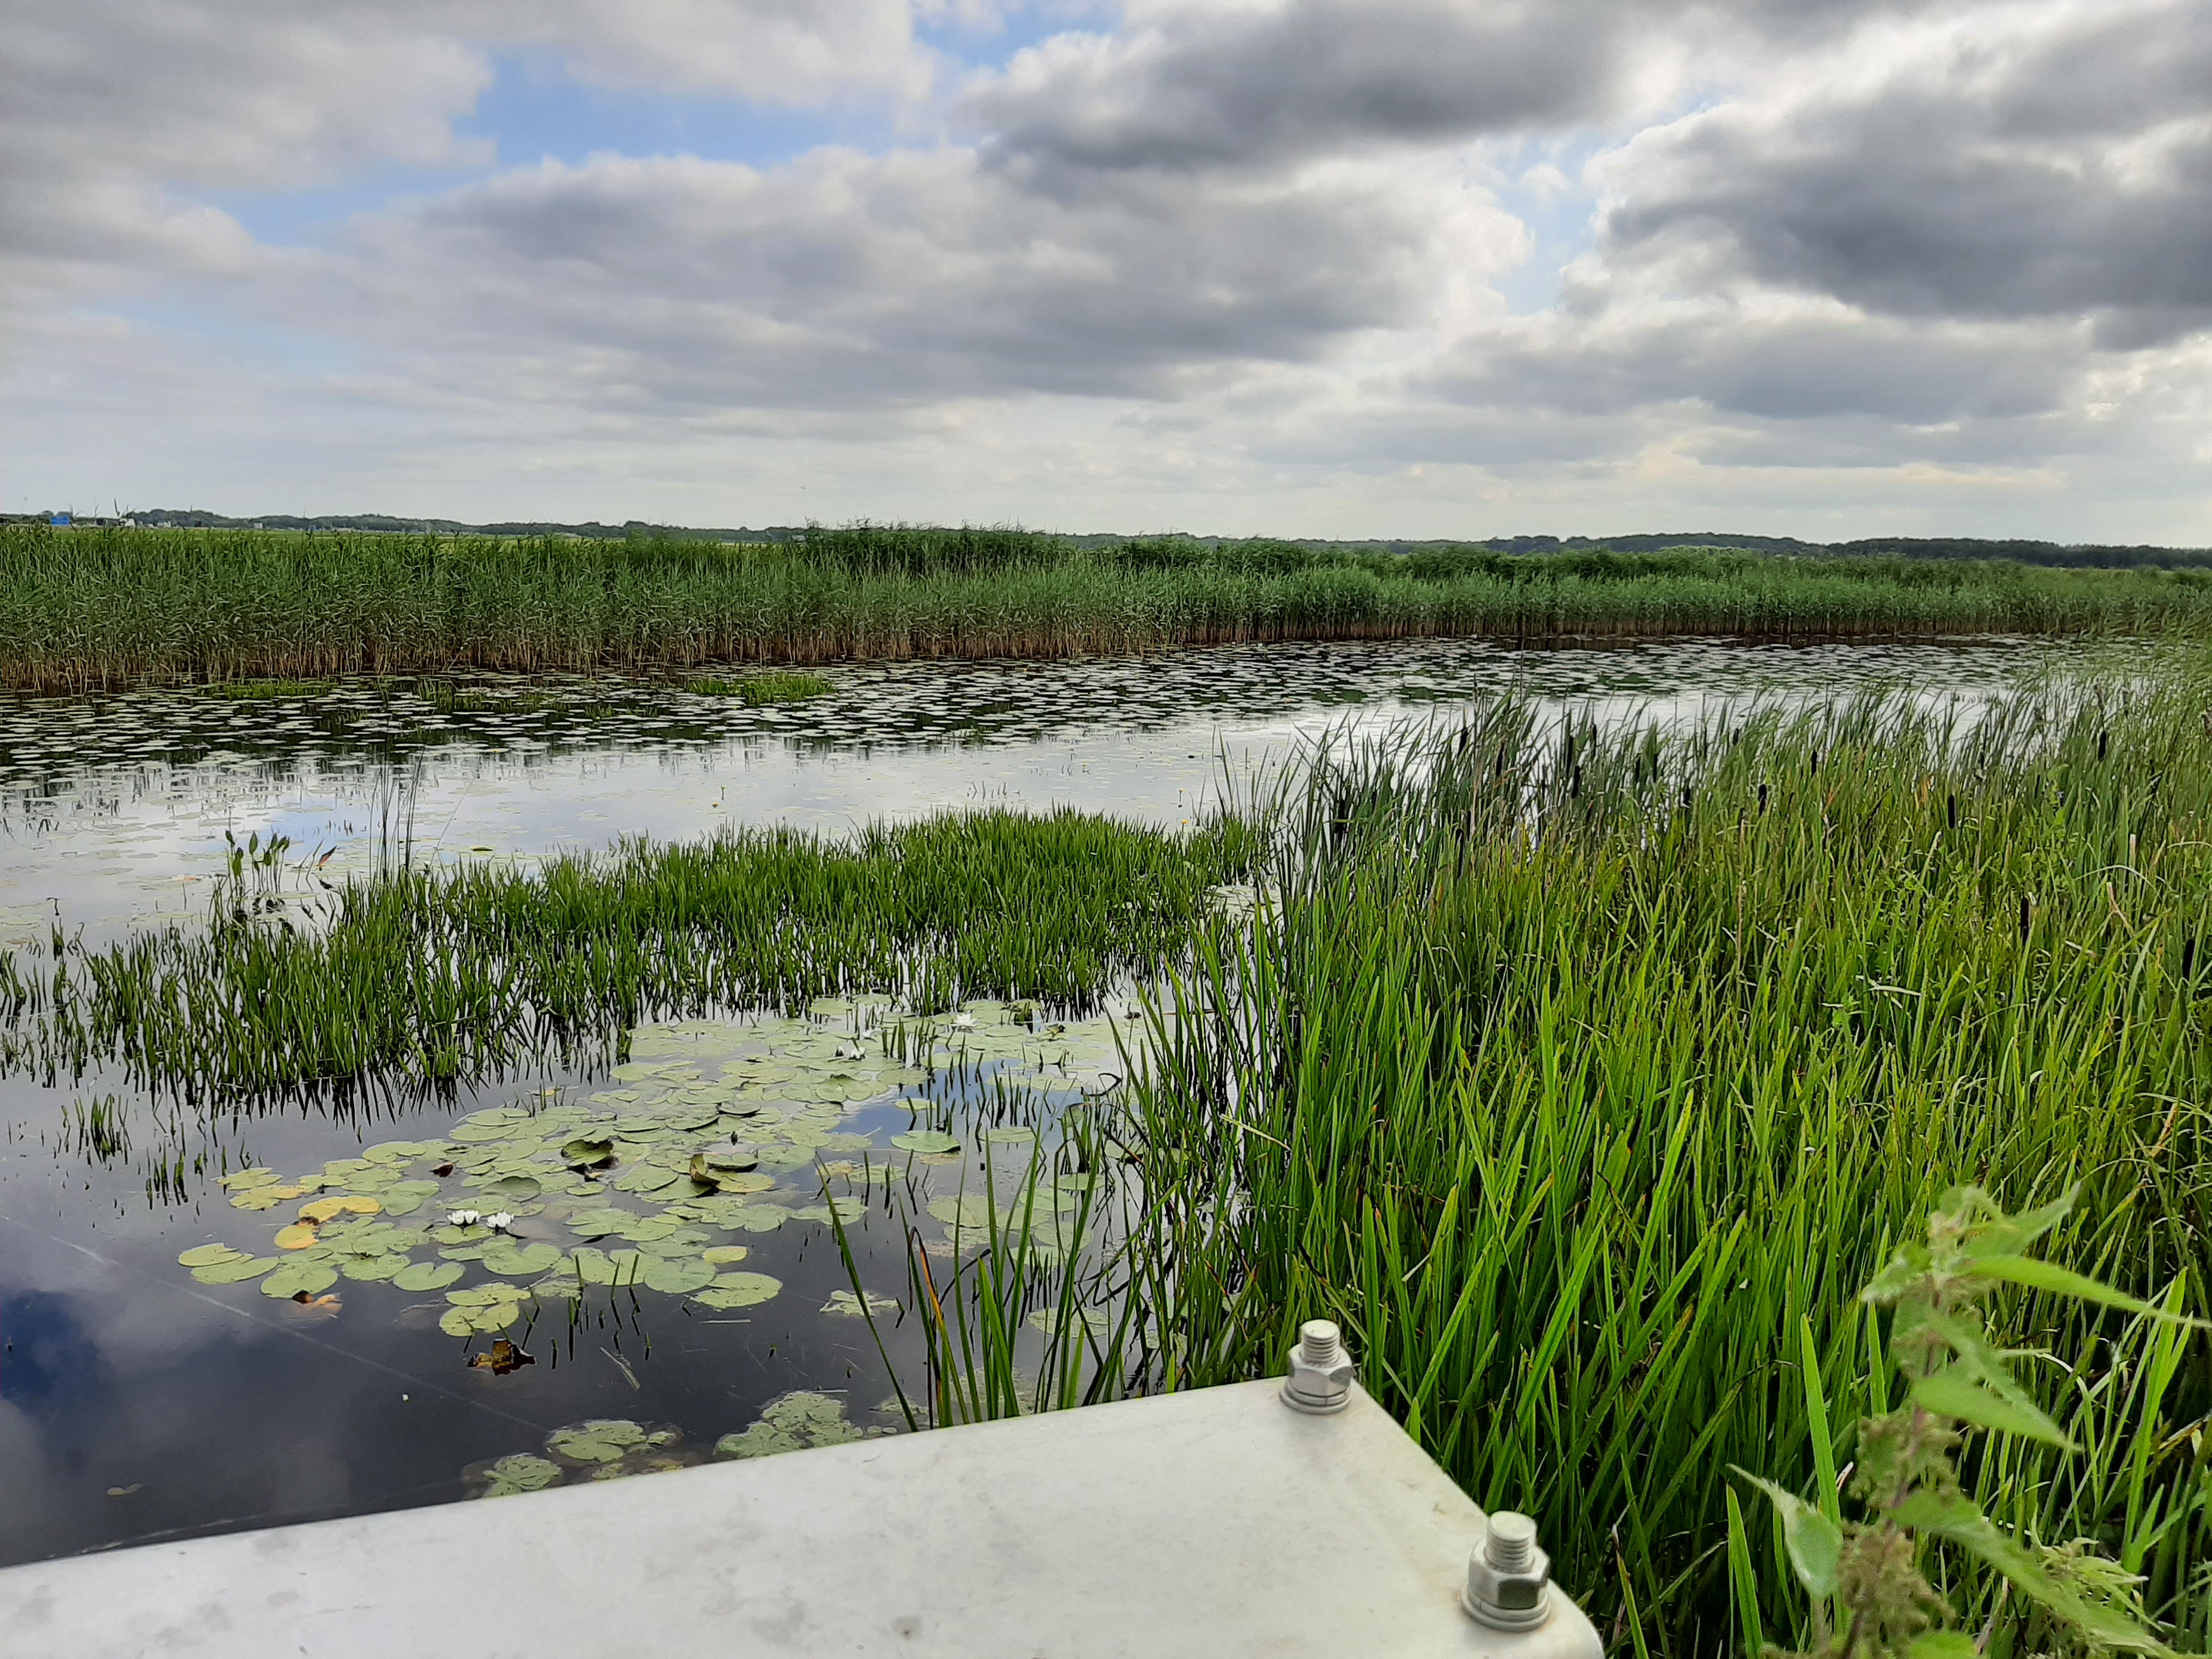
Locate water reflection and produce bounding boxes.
[0,637,2085,952]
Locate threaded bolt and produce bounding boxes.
[1281,1318,1356,1414]
[1485,1511,1537,1571]
[1299,1321,1342,1367]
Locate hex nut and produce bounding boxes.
[1463,1515,1552,1630]
[1280,1320,1357,1414]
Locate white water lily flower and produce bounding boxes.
[951,1013,976,1030]
[447,1209,481,1226]
[485,1212,515,1232]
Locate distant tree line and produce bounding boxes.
[6,511,2208,569]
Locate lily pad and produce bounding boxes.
[393,1261,465,1292]
[714,1391,877,1459]
[262,1262,339,1299]
[565,1207,634,1235]
[927,1194,996,1229]
[484,1175,544,1201]
[700,1245,751,1265]
[300,1195,381,1222]
[890,1130,960,1155]
[217,1168,276,1190]
[178,1243,245,1268]
[821,1289,900,1319]
[691,1272,782,1310]
[548,1419,655,1464]
[273,1222,321,1251]
[191,1255,279,1285]
[561,1136,616,1169]
[476,1453,561,1497]
[482,1241,562,1278]
[571,1248,646,1286]
[340,1255,409,1282]
[641,1259,716,1296]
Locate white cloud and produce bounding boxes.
[3,0,2210,540]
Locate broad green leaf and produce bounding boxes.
[339,1255,409,1282]
[261,1262,338,1298]
[478,1453,561,1497]
[1893,1493,2169,1654]
[178,1243,244,1268]
[1733,1471,1841,1598]
[1912,1369,2071,1449]
[692,1272,781,1309]
[192,1255,279,1284]
[393,1261,465,1292]
[1909,1633,1979,1659]
[642,1259,716,1296]
[891,1131,959,1155]
[1970,1257,2207,1326]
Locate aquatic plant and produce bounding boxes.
[0,809,1257,1102]
[9,523,2212,689]
[951,667,2212,1655]
[684,671,833,706]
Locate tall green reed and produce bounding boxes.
[941,668,2212,1655]
[9,523,2212,689]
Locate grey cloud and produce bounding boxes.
[1429,308,2085,425]
[1597,2,2212,338]
[313,147,1496,410]
[966,0,1635,176]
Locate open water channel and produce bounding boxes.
[0,636,2078,1564]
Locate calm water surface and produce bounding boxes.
[0,636,2086,1564]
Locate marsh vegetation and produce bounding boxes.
[3,603,2207,1657]
[10,522,2212,690]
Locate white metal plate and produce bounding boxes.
[0,1379,1602,1657]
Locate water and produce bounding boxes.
[0,636,2082,1565]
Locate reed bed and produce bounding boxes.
[0,809,1259,1105]
[9,524,2212,690]
[911,669,2212,1655]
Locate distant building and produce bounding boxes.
[49,513,71,527]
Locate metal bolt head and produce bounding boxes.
[1463,1512,1551,1629]
[1280,1319,1356,1414]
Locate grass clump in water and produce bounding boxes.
[0,808,1260,1102]
[936,662,2212,1655]
[685,671,833,706]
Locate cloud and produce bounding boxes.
[4,0,2211,541]
[964,0,1643,177]
[1593,0,2212,342]
[294,146,1524,410]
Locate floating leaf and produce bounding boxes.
[340,1255,409,1283]
[572,1248,646,1286]
[822,1289,899,1319]
[644,1260,716,1296]
[548,1420,652,1464]
[229,1188,288,1212]
[273,1222,321,1251]
[701,1245,750,1265]
[566,1207,634,1236]
[393,1261,465,1292]
[692,1272,782,1310]
[486,1175,543,1200]
[300,1195,381,1223]
[561,1137,616,1170]
[927,1194,995,1229]
[192,1255,279,1285]
[476,1453,560,1497]
[482,1241,562,1278]
[217,1168,276,1190]
[891,1131,960,1155]
[714,1391,877,1459]
[447,1282,528,1308]
[178,1243,244,1268]
[794,1195,871,1226]
[261,1262,338,1299]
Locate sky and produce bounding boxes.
[4,0,2209,542]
